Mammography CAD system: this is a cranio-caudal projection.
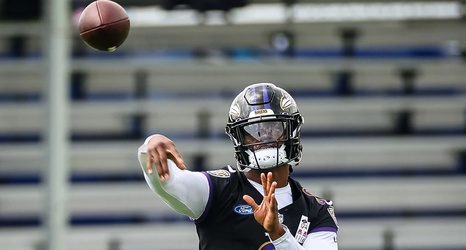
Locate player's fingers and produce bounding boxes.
[155,146,171,181]
[243,195,259,211]
[263,182,273,205]
[146,148,154,175]
[269,181,277,196]
[270,193,278,214]
[260,173,268,195]
[268,182,277,206]
[167,149,187,170]
[149,148,162,177]
[266,172,273,195]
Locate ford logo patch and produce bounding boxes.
[233,205,254,215]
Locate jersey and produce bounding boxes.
[194,166,338,250]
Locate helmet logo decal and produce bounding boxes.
[280,96,295,110]
[229,103,241,120]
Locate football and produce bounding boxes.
[78,0,130,52]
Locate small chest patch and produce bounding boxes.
[295,215,310,244]
[233,205,254,215]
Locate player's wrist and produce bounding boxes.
[267,224,286,241]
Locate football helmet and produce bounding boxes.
[225,83,304,172]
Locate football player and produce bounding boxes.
[138,83,338,249]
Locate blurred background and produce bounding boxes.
[1,0,466,249]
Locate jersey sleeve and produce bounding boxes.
[305,198,339,249]
[310,200,339,233]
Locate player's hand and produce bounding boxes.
[243,172,285,240]
[146,134,186,181]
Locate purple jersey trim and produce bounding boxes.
[195,172,213,224]
[310,227,338,233]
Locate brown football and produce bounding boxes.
[78,0,130,52]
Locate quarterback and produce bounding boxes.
[138,83,338,249]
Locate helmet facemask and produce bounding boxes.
[227,114,302,172]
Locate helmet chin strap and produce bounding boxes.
[245,144,289,170]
